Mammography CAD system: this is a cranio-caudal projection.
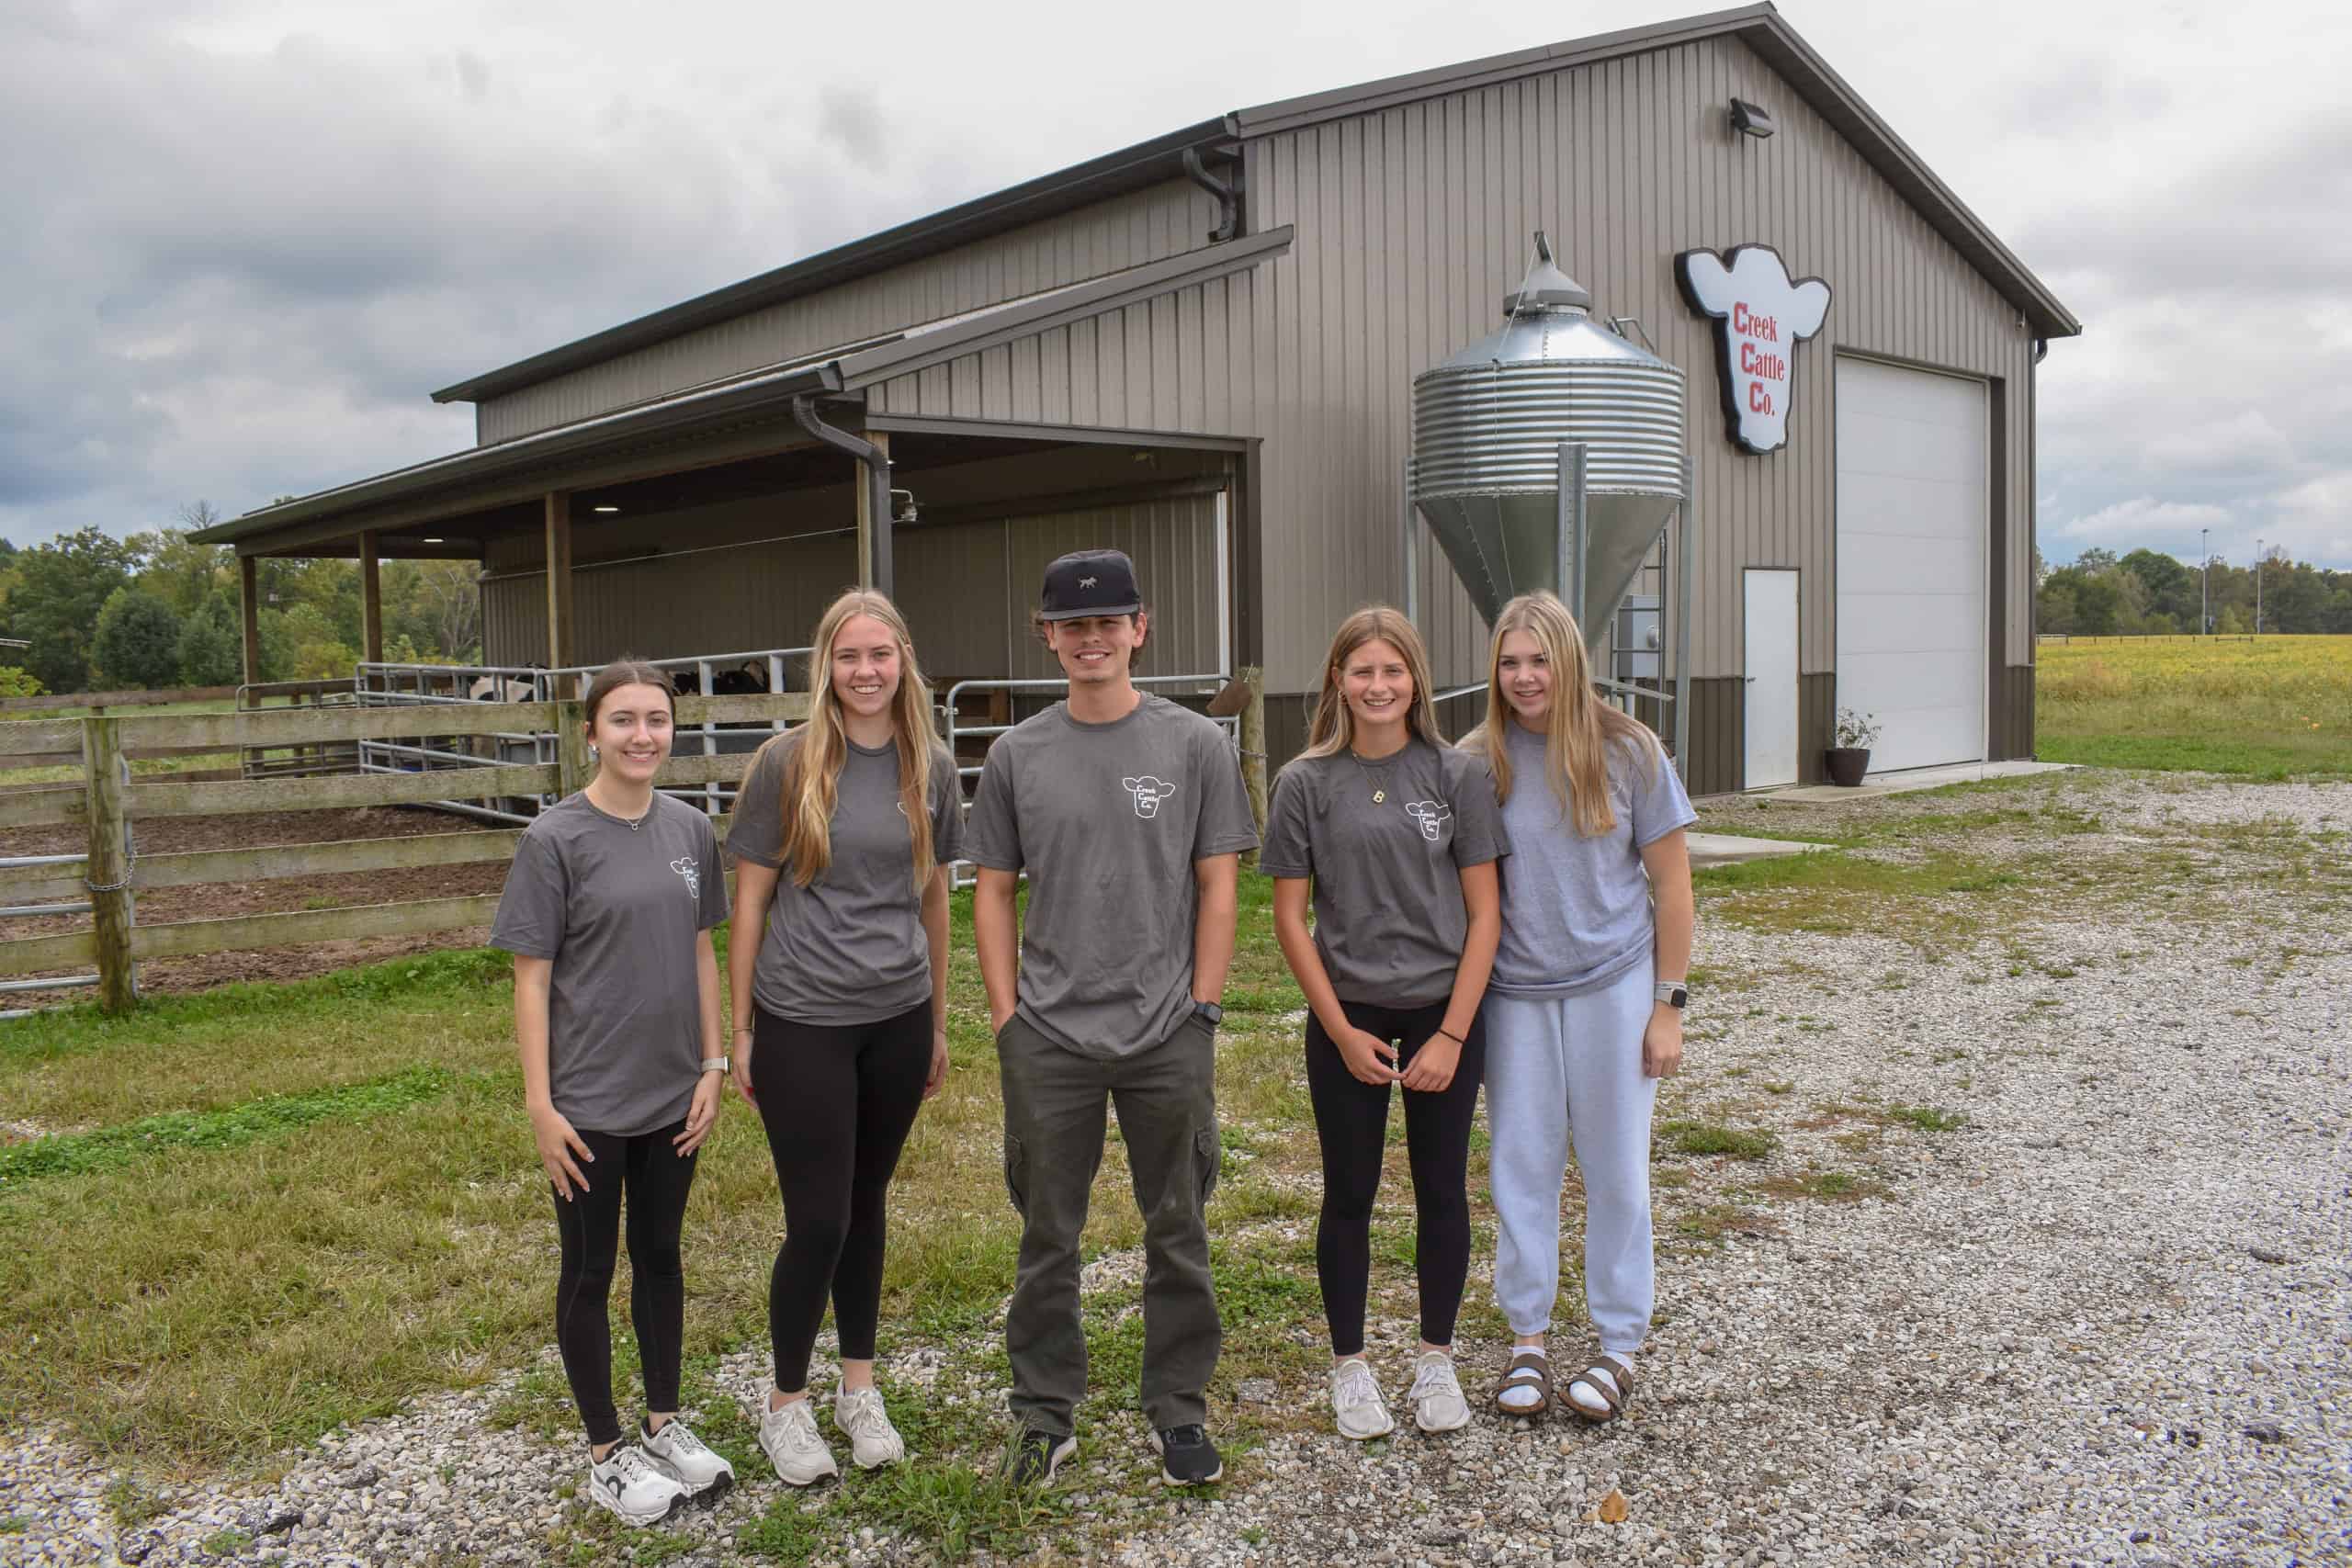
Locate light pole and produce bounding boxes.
[2199,527,2210,636]
[2255,537,2263,636]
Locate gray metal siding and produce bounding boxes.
[1239,31,2040,686]
[480,180,1227,444]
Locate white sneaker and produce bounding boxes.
[1330,1358,1396,1440]
[641,1416,734,1503]
[585,1443,687,1528]
[833,1387,906,1470]
[758,1395,840,1487]
[1408,1350,1471,1433]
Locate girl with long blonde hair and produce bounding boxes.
[1263,606,1508,1440]
[1464,592,1695,1427]
[725,590,964,1485]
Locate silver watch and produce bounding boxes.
[700,1055,730,1074]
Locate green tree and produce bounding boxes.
[0,666,43,699]
[175,590,244,686]
[7,527,141,693]
[91,587,186,690]
[2119,548,2197,626]
[132,511,234,616]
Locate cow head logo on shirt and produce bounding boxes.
[1405,799,1453,842]
[1121,775,1176,819]
[670,855,700,900]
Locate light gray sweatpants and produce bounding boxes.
[1485,958,1657,1356]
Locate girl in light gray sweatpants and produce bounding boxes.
[1467,591,1694,1423]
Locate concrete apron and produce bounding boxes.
[1745,758,2075,806]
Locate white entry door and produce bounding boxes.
[1835,357,1987,772]
[1744,569,1800,788]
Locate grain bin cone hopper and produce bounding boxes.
[1410,234,1687,654]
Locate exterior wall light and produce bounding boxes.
[1729,97,1775,138]
[593,504,621,513]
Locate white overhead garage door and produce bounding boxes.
[1835,357,1986,773]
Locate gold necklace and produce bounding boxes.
[1348,747,1403,805]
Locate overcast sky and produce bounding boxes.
[4,0,2346,569]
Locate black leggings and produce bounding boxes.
[1305,998,1486,1357]
[752,1002,932,1393]
[550,1120,697,1448]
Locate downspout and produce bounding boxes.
[790,393,893,597]
[1182,147,1241,243]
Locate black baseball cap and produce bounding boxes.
[1038,548,1143,621]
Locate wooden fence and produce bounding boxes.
[0,693,806,1015]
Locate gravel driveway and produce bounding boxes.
[4,771,2346,1567]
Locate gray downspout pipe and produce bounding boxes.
[791,394,893,596]
[1181,148,1240,243]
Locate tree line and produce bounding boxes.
[2037,547,2352,637]
[0,504,481,697]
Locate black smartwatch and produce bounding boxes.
[1654,981,1689,1010]
[1191,999,1224,1028]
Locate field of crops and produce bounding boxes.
[2036,634,2352,777]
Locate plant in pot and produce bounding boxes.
[1826,707,1880,787]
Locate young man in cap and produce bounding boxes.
[965,547,1261,1487]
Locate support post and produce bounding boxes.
[1237,665,1267,867]
[83,716,137,1015]
[1556,441,1589,626]
[358,530,384,664]
[554,698,591,798]
[238,554,262,684]
[545,492,575,668]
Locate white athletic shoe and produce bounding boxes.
[833,1387,907,1470]
[758,1395,840,1487]
[641,1416,734,1503]
[1408,1350,1471,1433]
[1330,1357,1396,1440]
[585,1443,688,1528]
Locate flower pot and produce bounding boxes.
[1824,747,1871,787]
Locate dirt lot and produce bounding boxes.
[0,805,509,1004]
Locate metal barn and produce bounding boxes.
[196,2,2077,795]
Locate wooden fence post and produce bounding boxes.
[82,716,137,1015]
[555,699,591,798]
[1237,665,1267,869]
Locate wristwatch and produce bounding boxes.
[700,1055,731,1074]
[1191,1000,1224,1029]
[1653,981,1688,1010]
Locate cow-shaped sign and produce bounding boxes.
[1122,775,1177,818]
[1404,799,1453,842]
[1674,244,1831,457]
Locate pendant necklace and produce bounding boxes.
[1349,748,1400,805]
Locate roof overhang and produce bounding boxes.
[196,228,1294,555]
[430,117,1237,406]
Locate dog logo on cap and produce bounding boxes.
[1122,775,1176,819]
[1079,575,1098,589]
[1405,800,1453,842]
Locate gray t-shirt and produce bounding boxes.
[963,694,1261,1059]
[1260,739,1510,1007]
[725,730,964,1026]
[1488,719,1695,998]
[491,792,731,1135]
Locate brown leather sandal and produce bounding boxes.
[1563,1355,1636,1423]
[1493,1350,1553,1417]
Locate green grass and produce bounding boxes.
[2036,636,2352,780]
[1657,1120,1777,1160]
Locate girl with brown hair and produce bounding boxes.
[726,590,962,1485]
[1462,592,1694,1425]
[1261,605,1508,1439]
[491,660,736,1526]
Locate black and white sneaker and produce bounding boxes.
[1003,1427,1076,1488]
[1147,1424,1223,1486]
[585,1443,687,1528]
[641,1416,734,1505]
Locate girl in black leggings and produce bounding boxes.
[726,591,963,1484]
[492,660,736,1527]
[1262,607,1508,1439]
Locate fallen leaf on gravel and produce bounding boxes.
[1598,1488,1630,1523]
